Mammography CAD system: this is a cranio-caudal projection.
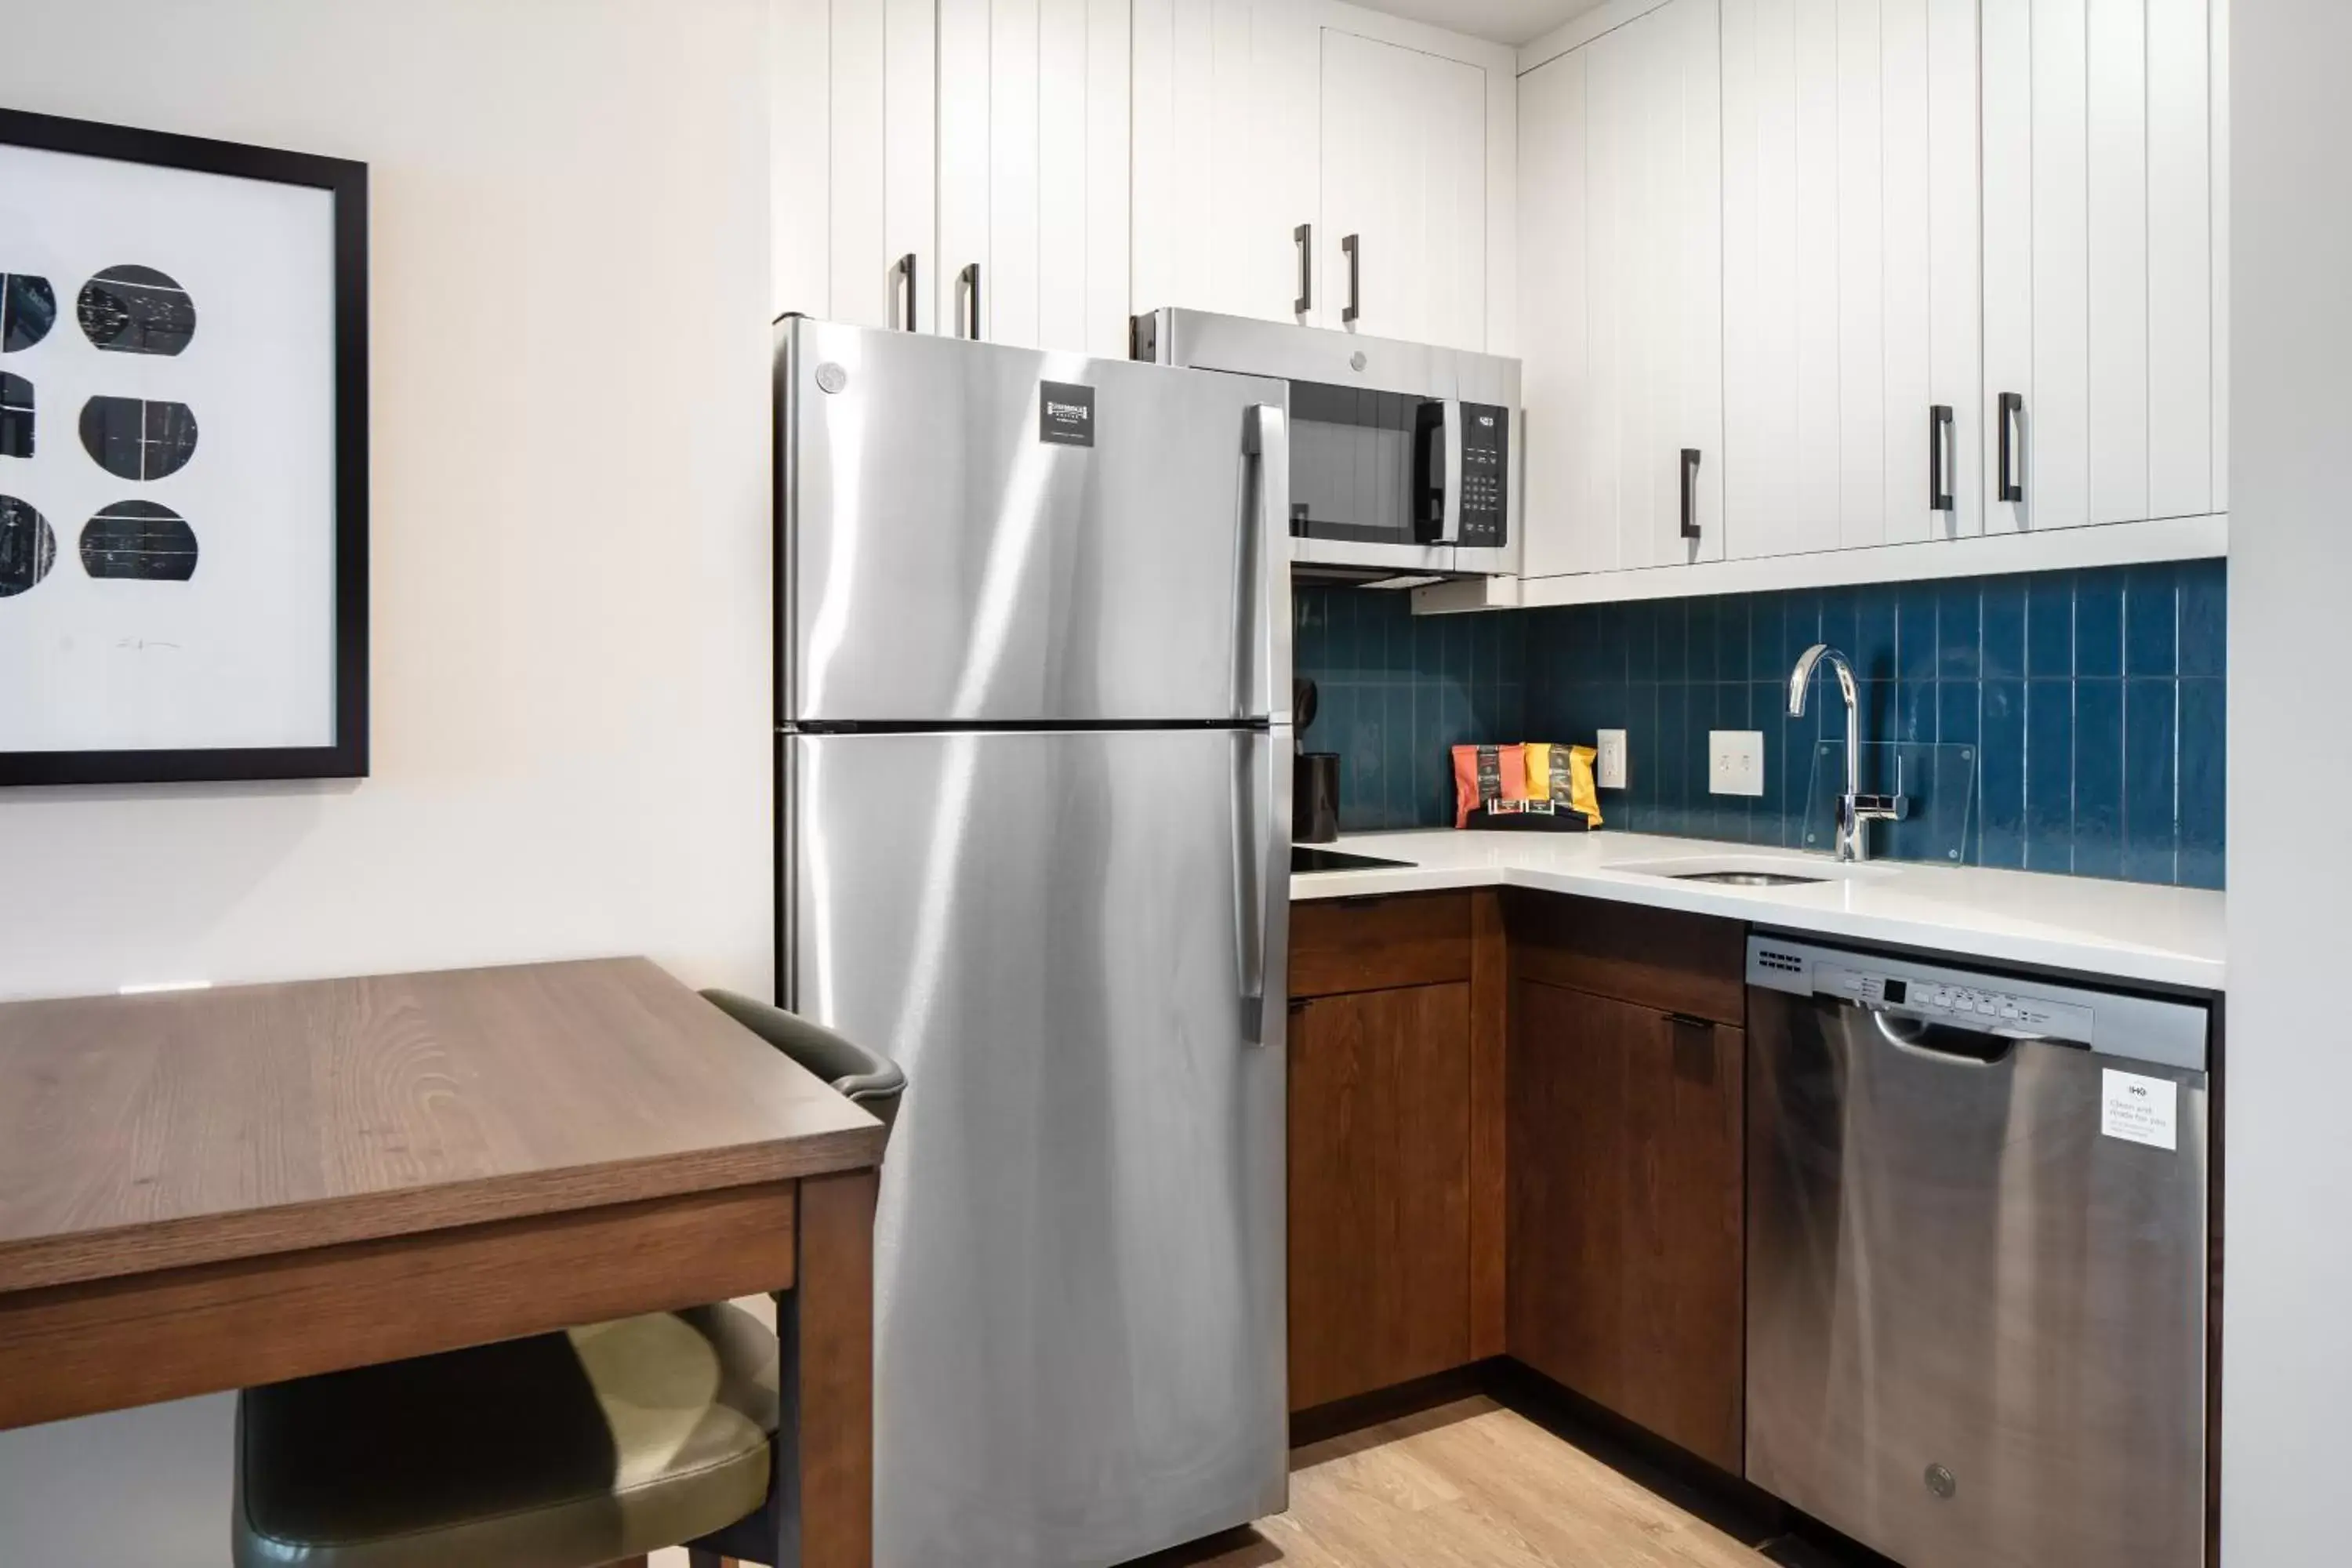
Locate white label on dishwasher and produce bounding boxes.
[2101,1069,2179,1150]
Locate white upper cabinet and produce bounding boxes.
[938,0,1134,355]
[1721,0,1983,558]
[1981,0,2223,532]
[1518,0,1723,576]
[1131,0,1319,325]
[772,0,1129,357]
[1319,30,1488,350]
[773,0,938,331]
[1131,0,1512,350]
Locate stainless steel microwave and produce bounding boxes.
[1131,308,1522,583]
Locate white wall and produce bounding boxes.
[0,2,774,1560]
[2223,2,2352,1563]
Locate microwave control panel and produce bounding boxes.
[1458,403,1508,547]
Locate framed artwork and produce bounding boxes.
[0,107,367,786]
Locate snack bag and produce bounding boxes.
[1450,743,1530,827]
[1526,742,1603,828]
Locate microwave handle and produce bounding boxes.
[1436,398,1465,545]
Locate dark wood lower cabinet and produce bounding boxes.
[1288,981,1474,1412]
[1506,977,1747,1472]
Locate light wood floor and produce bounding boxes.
[660,1393,1808,1568]
[1166,1397,1777,1568]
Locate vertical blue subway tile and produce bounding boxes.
[1937,581,1982,680]
[2179,559,2227,678]
[1979,679,2027,869]
[1625,600,1661,682]
[1778,589,1824,671]
[1849,585,1895,681]
[1656,682,1692,836]
[2125,563,2180,677]
[1980,575,2027,680]
[1686,597,1718,681]
[1566,604,1602,674]
[2122,677,2180,884]
[2024,679,2074,873]
[2178,677,2226,887]
[2027,572,2075,677]
[2074,568,2125,677]
[1819,586,1860,670]
[1896,584,1940,681]
[1858,678,1899,746]
[1752,680,1791,845]
[1897,681,1938,743]
[1749,595,1784,681]
[1718,596,1752,681]
[2073,681,2125,878]
[1939,681,1982,746]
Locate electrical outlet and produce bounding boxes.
[1709,731,1765,797]
[1595,729,1628,789]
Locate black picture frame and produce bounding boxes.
[0,107,368,787]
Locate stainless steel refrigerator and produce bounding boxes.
[775,318,1293,1568]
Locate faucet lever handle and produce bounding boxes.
[1850,792,1909,822]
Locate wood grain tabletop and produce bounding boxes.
[0,956,885,1295]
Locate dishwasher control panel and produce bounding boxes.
[1747,935,2210,1073]
[1813,964,2096,1044]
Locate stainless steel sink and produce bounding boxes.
[1674,870,1827,887]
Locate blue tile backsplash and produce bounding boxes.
[1291,558,2226,888]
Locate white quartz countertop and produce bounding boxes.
[1291,829,2226,992]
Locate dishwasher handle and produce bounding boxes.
[1865,1008,2064,1066]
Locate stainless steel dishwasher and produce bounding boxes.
[1744,935,2211,1568]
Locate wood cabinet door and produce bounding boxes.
[1721,0,1984,556]
[1507,978,1745,1472]
[1288,981,1474,1412]
[1981,0,2221,532]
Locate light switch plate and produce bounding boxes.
[1595,729,1628,789]
[1709,731,1765,797]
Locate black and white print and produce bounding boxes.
[0,124,343,765]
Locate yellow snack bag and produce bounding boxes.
[1525,742,1603,829]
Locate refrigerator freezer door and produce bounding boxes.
[782,319,1290,726]
[786,727,1291,1568]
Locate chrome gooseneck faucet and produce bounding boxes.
[1788,643,1908,862]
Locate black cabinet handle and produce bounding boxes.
[1929,404,1955,511]
[1341,233,1360,324]
[1997,391,2024,503]
[1294,223,1312,315]
[891,252,918,332]
[1680,448,1702,539]
[1666,1013,1718,1033]
[958,262,982,341]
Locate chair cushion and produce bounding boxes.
[234,1304,777,1568]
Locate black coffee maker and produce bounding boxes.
[1293,679,1340,843]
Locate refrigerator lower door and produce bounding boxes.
[785,728,1290,1568]
[782,319,1290,728]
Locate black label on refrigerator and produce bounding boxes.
[1040,382,1095,446]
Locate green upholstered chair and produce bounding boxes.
[231,993,902,1568]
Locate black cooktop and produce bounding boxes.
[1291,846,1413,873]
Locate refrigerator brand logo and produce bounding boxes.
[1039,381,1095,447]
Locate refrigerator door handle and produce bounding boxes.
[1231,728,1293,1047]
[1241,404,1292,724]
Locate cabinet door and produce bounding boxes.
[1982,0,2218,532]
[1507,979,1744,1472]
[1319,29,1488,351]
[772,0,936,328]
[1722,0,1982,557]
[1288,982,1473,1412]
[1523,0,1722,575]
[937,0,1132,354]
[1132,0,1319,326]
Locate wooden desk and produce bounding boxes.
[0,956,886,1568]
